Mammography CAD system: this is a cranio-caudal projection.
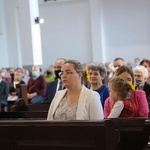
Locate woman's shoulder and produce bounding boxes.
[82,85,100,97]
[131,90,146,95]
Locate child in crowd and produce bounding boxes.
[107,76,138,118]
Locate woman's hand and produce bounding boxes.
[27,93,37,99]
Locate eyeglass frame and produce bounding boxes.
[58,71,74,77]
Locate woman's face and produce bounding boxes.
[141,62,150,78]
[14,72,22,81]
[88,69,104,85]
[61,63,82,88]
[116,71,133,82]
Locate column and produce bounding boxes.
[18,0,43,66]
[89,0,105,63]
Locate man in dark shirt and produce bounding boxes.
[43,58,66,103]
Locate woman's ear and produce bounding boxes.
[101,75,105,80]
[144,77,148,82]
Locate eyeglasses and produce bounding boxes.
[59,71,74,77]
[134,74,142,78]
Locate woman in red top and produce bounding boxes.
[107,76,138,118]
[27,65,46,104]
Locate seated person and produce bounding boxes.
[0,70,9,111]
[133,65,150,98]
[104,66,149,118]
[8,70,25,101]
[87,62,109,108]
[43,58,66,103]
[21,68,30,85]
[47,59,103,120]
[44,65,55,83]
[27,65,46,104]
[107,76,138,118]
[1,68,10,83]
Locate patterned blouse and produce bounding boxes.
[53,95,78,120]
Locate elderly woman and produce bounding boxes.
[47,59,103,120]
[87,62,109,108]
[27,65,46,104]
[133,65,150,98]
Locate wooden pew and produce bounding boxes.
[0,119,119,150]
[20,84,28,104]
[0,111,48,120]
[10,102,50,112]
[7,84,28,111]
[27,102,50,112]
[144,119,150,149]
[112,118,150,150]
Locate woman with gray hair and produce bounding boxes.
[133,65,150,98]
[87,62,109,108]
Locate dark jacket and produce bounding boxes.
[0,80,9,105]
[43,79,58,103]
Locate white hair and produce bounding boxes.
[133,65,148,79]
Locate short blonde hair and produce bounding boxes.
[108,76,132,99]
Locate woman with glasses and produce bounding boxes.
[47,59,103,120]
[104,66,149,118]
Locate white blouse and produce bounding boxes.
[53,95,78,120]
[107,101,124,118]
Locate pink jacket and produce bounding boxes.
[104,90,149,118]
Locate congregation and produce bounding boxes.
[0,57,150,120]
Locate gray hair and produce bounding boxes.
[87,62,107,77]
[133,65,148,79]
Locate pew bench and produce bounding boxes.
[0,113,150,150]
[0,119,119,150]
[10,102,50,112]
[112,118,150,150]
[0,111,48,120]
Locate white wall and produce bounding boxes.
[0,0,150,70]
[101,0,150,64]
[39,0,92,70]
[0,0,9,67]
[4,0,21,68]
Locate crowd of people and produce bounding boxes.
[0,57,150,120]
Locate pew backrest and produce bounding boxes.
[0,119,119,150]
[20,84,28,104]
[112,118,150,150]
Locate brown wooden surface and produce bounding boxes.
[20,84,28,104]
[0,119,119,150]
[0,111,48,120]
[112,118,150,150]
[10,102,50,112]
[144,119,150,149]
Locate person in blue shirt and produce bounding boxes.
[87,62,109,108]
